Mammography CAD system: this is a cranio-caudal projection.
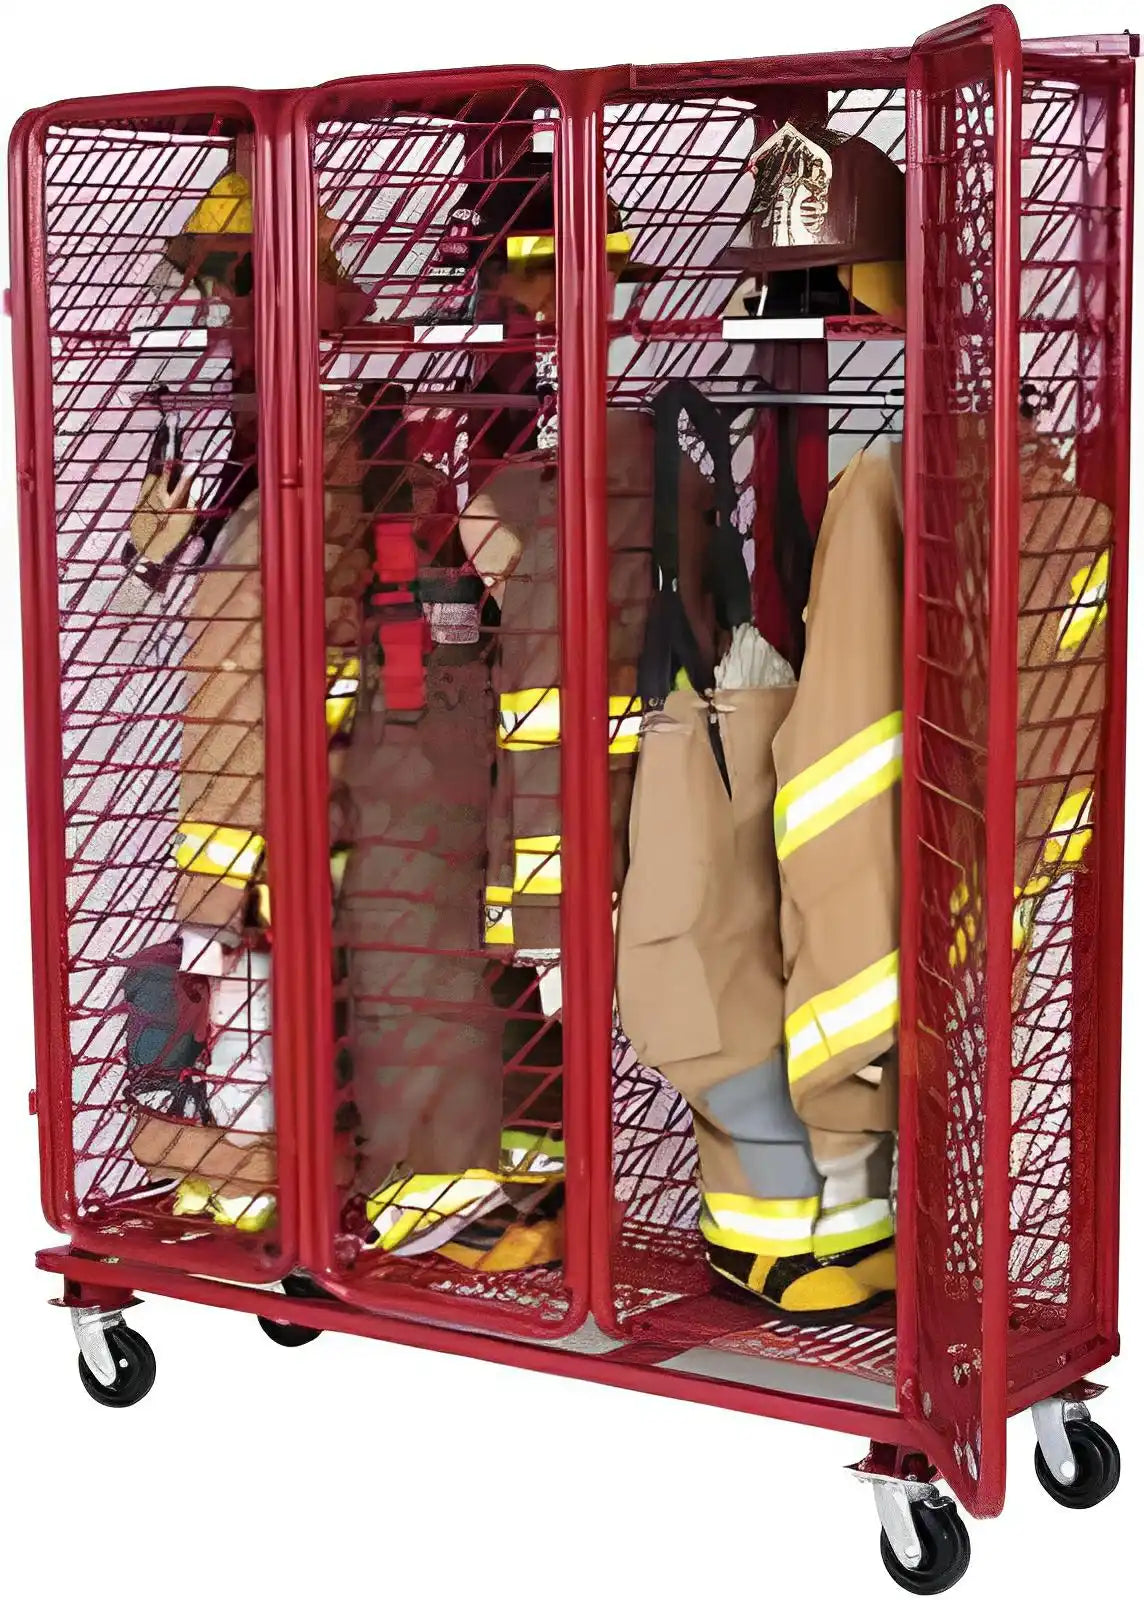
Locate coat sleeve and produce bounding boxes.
[770,447,903,1133]
[175,491,264,933]
[1012,465,1112,978]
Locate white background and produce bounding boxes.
[0,3,1140,1596]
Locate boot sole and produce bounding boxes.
[709,1264,895,1326]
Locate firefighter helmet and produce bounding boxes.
[721,121,906,323]
[183,171,253,236]
[154,169,371,323]
[433,151,657,283]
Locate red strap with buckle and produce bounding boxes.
[373,518,428,712]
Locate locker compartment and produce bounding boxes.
[291,78,582,1333]
[601,80,907,1391]
[588,41,1130,1468]
[1004,64,1127,1389]
[14,99,297,1280]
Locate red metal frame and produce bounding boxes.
[898,7,1024,1517]
[1094,59,1134,1352]
[9,107,61,1232]
[37,1242,912,1443]
[11,13,1134,1517]
[10,89,305,1285]
[283,68,597,1338]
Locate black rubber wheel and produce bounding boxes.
[77,1325,156,1408]
[880,1499,971,1594]
[1035,1418,1121,1509]
[258,1276,322,1347]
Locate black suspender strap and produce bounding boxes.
[642,379,755,793]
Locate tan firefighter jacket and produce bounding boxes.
[615,685,794,1199]
[771,441,903,1142]
[945,423,1113,990]
[1012,431,1111,969]
[161,402,368,937]
[460,406,718,957]
[775,425,1113,1141]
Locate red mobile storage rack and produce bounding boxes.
[7,8,1135,1588]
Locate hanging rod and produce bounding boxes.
[709,391,904,409]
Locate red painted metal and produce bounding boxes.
[11,90,300,1284]
[1004,58,1132,1401]
[555,74,612,1337]
[9,20,1133,1522]
[282,68,593,1337]
[898,5,1023,1519]
[1024,33,1138,57]
[8,107,65,1232]
[34,1245,914,1443]
[1094,61,1134,1353]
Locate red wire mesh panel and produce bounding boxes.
[24,107,286,1269]
[297,81,574,1331]
[904,24,1019,1513]
[1005,63,1130,1392]
[602,85,906,1388]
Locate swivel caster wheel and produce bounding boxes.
[258,1274,323,1347]
[855,1461,971,1597]
[1033,1398,1120,1509]
[878,1498,971,1594]
[73,1309,156,1409]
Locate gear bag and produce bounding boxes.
[122,939,212,1121]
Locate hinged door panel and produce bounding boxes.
[11,93,301,1281]
[898,6,1022,1515]
[287,72,589,1337]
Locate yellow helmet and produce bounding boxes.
[182,171,253,237]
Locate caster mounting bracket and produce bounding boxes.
[1032,1395,1092,1488]
[851,1464,944,1572]
[71,1305,125,1387]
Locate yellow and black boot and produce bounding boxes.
[700,1192,893,1322]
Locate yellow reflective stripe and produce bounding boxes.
[812,1199,894,1258]
[1042,788,1093,867]
[948,867,980,967]
[174,823,264,885]
[500,1130,565,1177]
[365,1170,504,1251]
[699,1193,819,1258]
[505,230,631,262]
[325,655,360,737]
[514,834,562,896]
[484,886,514,945]
[949,924,972,968]
[367,1170,502,1212]
[1013,897,1035,952]
[1012,788,1095,950]
[501,1130,565,1159]
[774,713,902,861]
[173,1179,275,1232]
[1058,551,1109,653]
[500,687,561,747]
[786,952,899,1085]
[608,706,643,756]
[255,846,348,929]
[498,688,642,754]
